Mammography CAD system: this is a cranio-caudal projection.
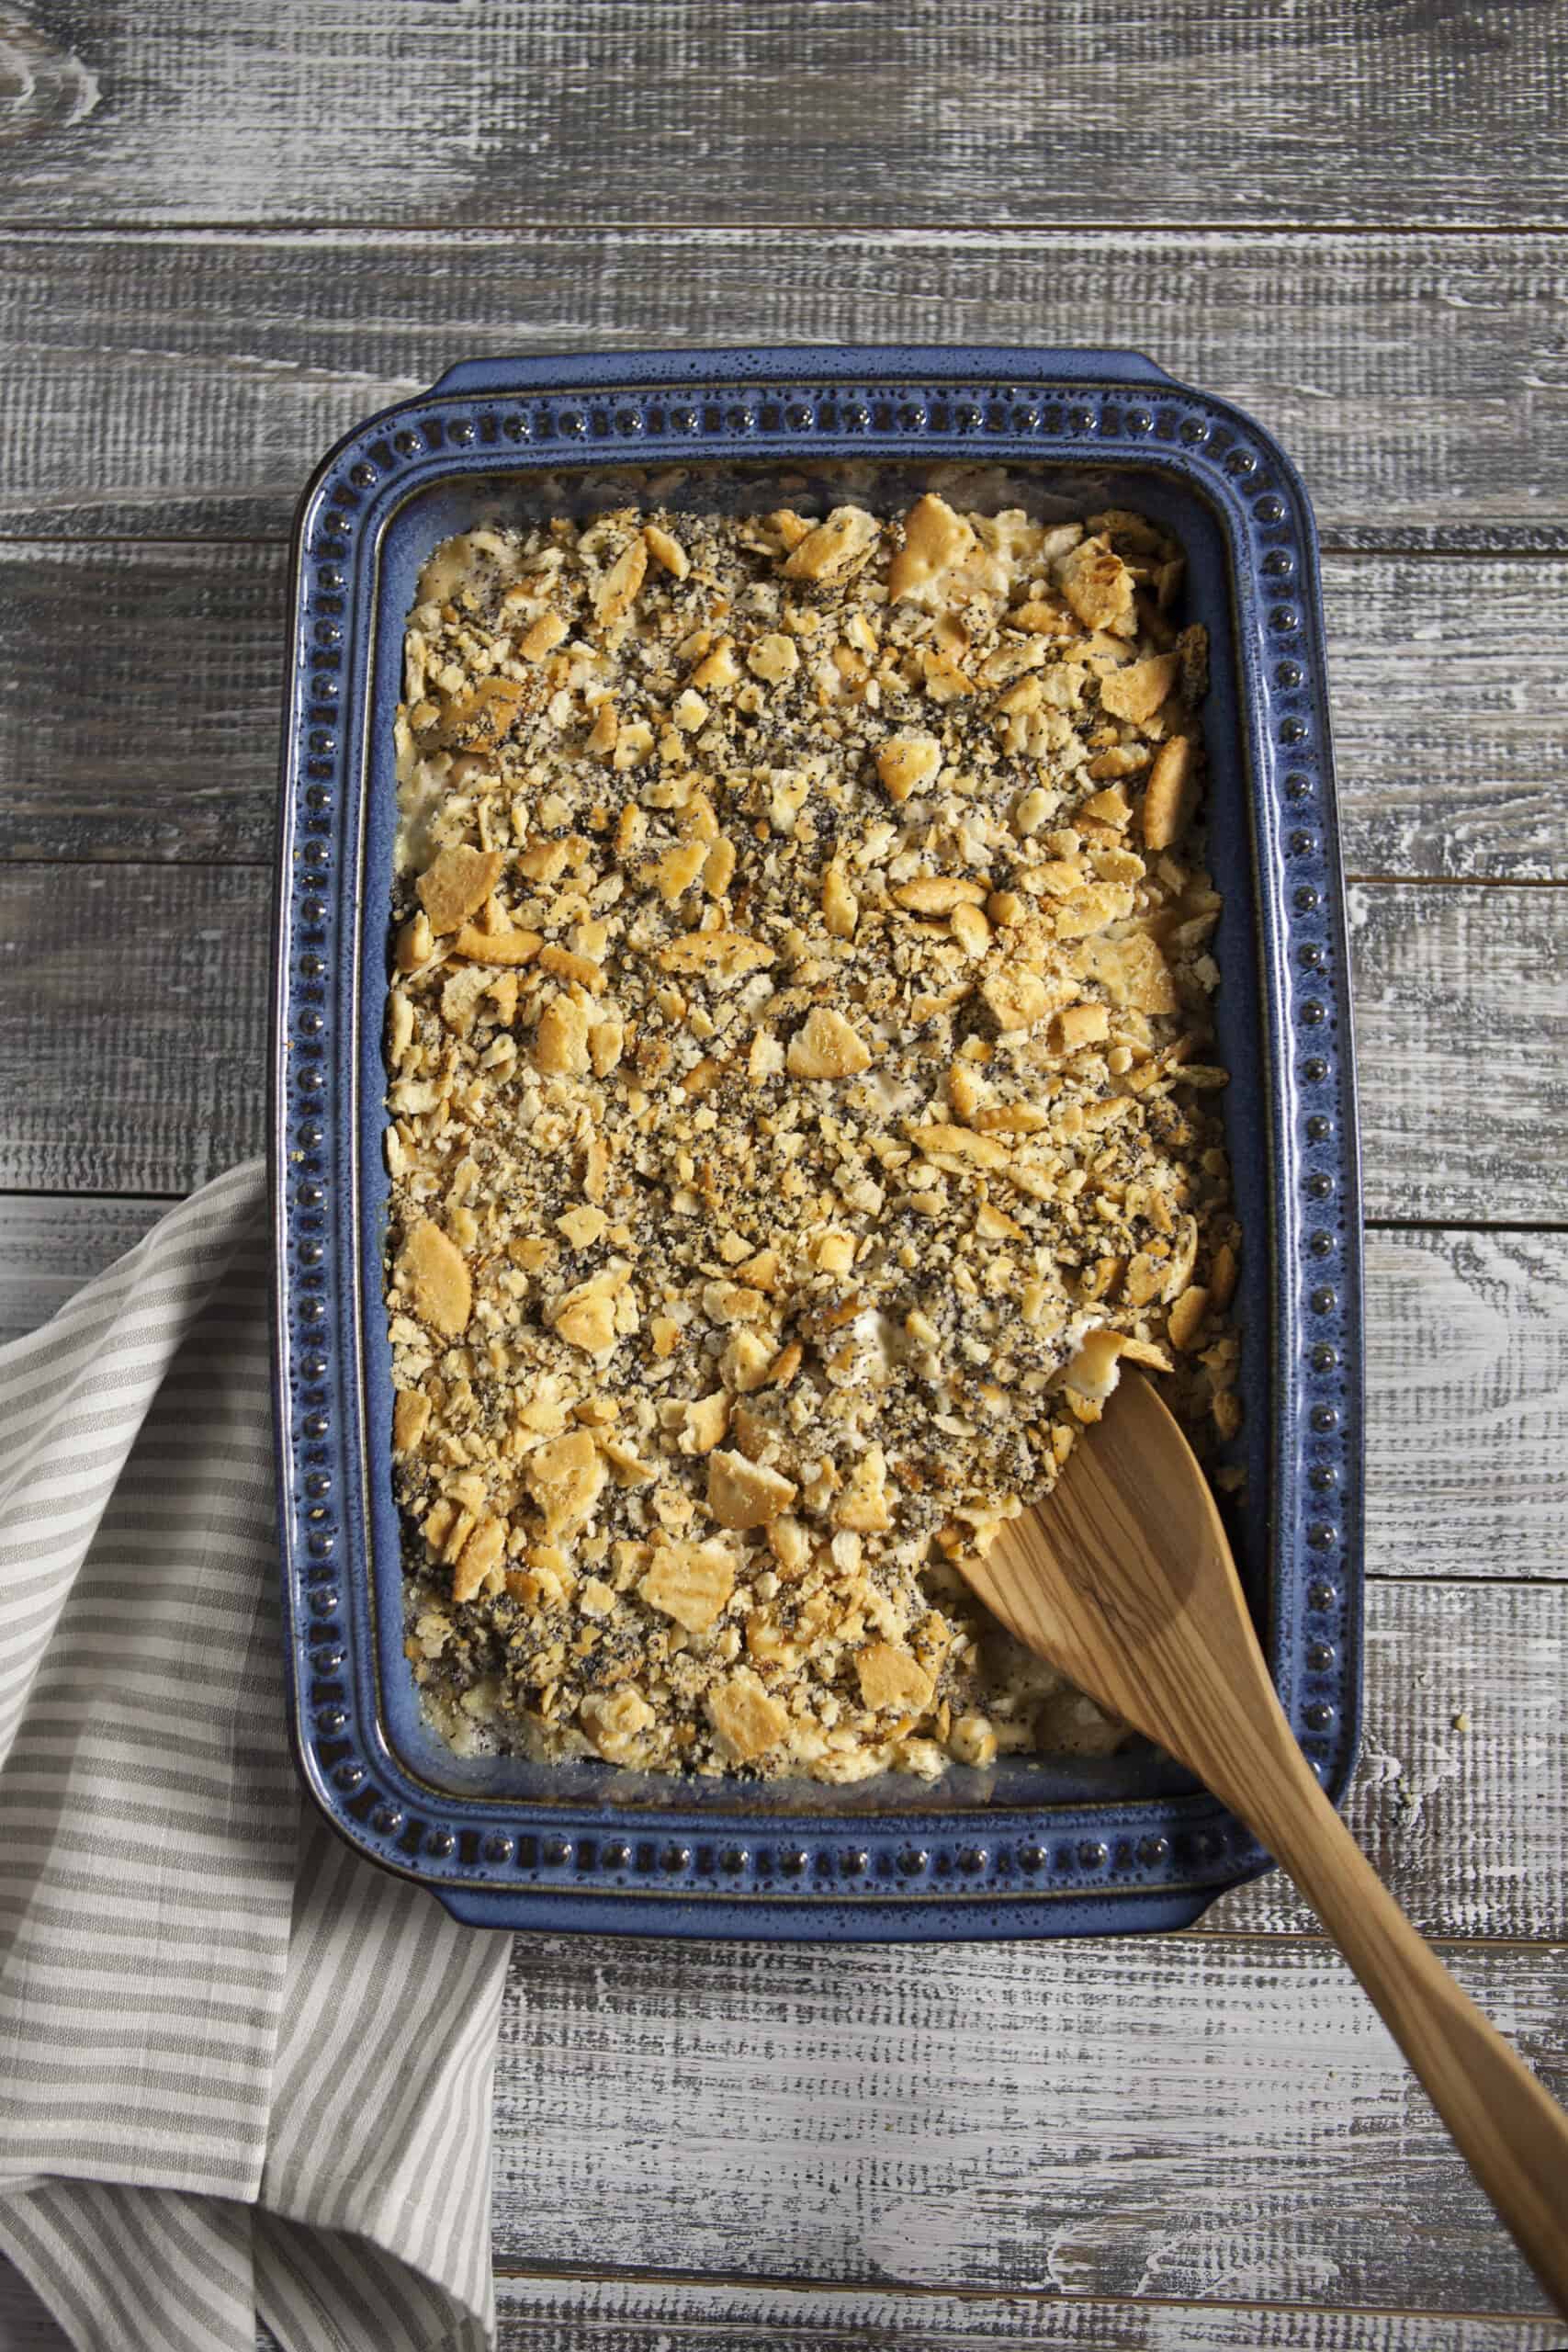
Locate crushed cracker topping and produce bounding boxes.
[384,490,1240,1780]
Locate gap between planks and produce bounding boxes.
[2,2259,1555,2350]
[482,1929,1565,2310]
[463,2277,1568,2352]
[1354,1572,1568,1592]
[483,2256,1553,2324]
[486,2257,1561,2314]
[10,219,1568,240]
[1339,875,1568,892]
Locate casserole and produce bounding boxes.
[271,346,1362,1936]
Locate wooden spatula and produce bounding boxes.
[958,1372,1568,2312]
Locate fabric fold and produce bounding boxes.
[0,1165,512,2351]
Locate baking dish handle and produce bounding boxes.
[423,347,1183,401]
[425,357,564,399]
[1016,348,1179,388]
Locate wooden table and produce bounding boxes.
[2,6,1565,2346]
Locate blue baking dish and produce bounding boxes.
[270,346,1362,1937]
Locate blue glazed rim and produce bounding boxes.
[270,345,1363,1939]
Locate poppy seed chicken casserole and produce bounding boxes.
[382,485,1240,1782]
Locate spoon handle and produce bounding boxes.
[1222,1729,1568,2310]
[966,1374,1568,2304]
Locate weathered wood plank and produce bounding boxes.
[486,2274,1568,2350]
[4,2,1567,232]
[0,865,267,1196]
[0,2265,68,2352]
[1,230,1566,546]
[0,1194,164,1344]
[0,541,288,865]
[489,1930,1562,2312]
[1213,1583,1567,1939]
[3,868,1562,1220]
[1327,560,1568,882]
[1347,883,1568,1227]
[5,2261,1562,2352]
[4,541,1565,878]
[1363,1229,1568,1585]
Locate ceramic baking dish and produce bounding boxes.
[270,345,1362,1937]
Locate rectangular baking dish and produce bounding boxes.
[271,346,1362,1937]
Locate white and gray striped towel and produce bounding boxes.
[0,1162,513,2352]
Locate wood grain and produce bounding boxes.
[1347,883,1568,1227]
[483,2276,1568,2352]
[0,541,288,864]
[0,2264,68,2352]
[487,1928,1562,2312]
[1213,1583,1568,1941]
[0,865,267,1196]
[4,3,1566,232]
[3,866,1561,1219]
[4,541,1565,878]
[3,2260,1562,2352]
[1363,1229,1568,1584]
[1,20,1565,2337]
[0,1194,164,1343]
[1328,560,1568,882]
[2,229,1567,546]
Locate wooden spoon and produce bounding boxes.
[959,1372,1568,2312]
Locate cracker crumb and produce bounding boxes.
[384,494,1238,1781]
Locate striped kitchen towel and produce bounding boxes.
[0,1163,513,2352]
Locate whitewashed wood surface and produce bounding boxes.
[1,4,1564,2347]
[3,229,1567,552]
